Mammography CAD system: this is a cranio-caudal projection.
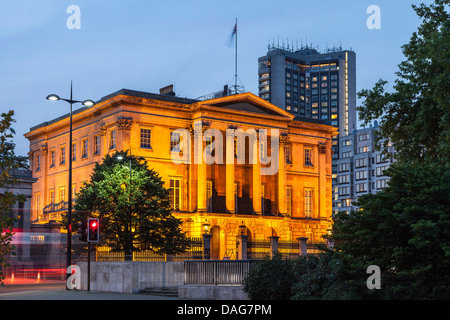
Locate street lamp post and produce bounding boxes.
[46,81,94,288]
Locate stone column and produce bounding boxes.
[318,142,327,219]
[297,237,308,256]
[252,134,262,215]
[226,130,235,214]
[269,236,279,258]
[237,235,248,260]
[277,135,287,216]
[195,122,207,213]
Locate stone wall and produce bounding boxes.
[77,261,184,294]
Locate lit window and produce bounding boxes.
[72,142,77,161]
[304,189,313,217]
[171,131,181,152]
[93,135,101,155]
[285,145,292,164]
[109,129,116,150]
[207,181,213,212]
[36,154,41,172]
[60,146,66,164]
[81,138,88,158]
[304,147,313,166]
[169,178,182,211]
[50,150,55,168]
[286,187,292,216]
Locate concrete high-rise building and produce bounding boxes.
[334,124,396,214]
[258,44,357,158]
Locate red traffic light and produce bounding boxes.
[87,218,99,242]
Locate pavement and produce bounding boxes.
[0,281,181,300]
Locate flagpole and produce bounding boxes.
[235,18,237,94]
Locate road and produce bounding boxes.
[0,281,180,300]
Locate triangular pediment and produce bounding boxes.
[198,92,295,119]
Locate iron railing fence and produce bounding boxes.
[184,260,258,285]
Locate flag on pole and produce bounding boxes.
[226,21,237,47]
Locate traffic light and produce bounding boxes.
[77,219,87,242]
[87,218,99,242]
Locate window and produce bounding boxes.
[170,131,181,152]
[35,154,41,172]
[206,181,213,212]
[169,178,181,211]
[260,140,268,163]
[376,153,388,163]
[359,134,369,141]
[356,183,367,193]
[342,151,352,159]
[376,165,389,176]
[49,189,55,205]
[93,135,101,155]
[50,150,55,168]
[261,185,265,214]
[72,142,77,161]
[342,199,352,207]
[59,187,65,207]
[338,163,349,172]
[304,147,313,166]
[35,192,41,213]
[285,145,292,164]
[140,128,152,149]
[338,187,350,196]
[72,184,76,204]
[376,179,388,189]
[342,140,352,147]
[355,170,368,180]
[81,138,88,159]
[286,187,292,216]
[338,175,350,184]
[355,158,367,168]
[304,189,313,218]
[60,146,66,165]
[359,146,369,154]
[109,129,116,150]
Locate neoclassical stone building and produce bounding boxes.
[25,88,337,260]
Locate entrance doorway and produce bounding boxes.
[210,226,225,260]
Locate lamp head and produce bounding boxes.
[46,94,60,101]
[82,99,95,107]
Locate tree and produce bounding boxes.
[243,254,296,300]
[357,0,450,165]
[69,150,190,260]
[329,163,450,299]
[0,111,28,285]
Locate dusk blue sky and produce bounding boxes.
[0,0,430,156]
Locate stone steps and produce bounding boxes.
[138,287,179,297]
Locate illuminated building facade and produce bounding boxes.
[25,88,337,260]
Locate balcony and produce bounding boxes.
[43,201,70,215]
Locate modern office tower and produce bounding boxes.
[258,44,357,158]
[334,124,396,214]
